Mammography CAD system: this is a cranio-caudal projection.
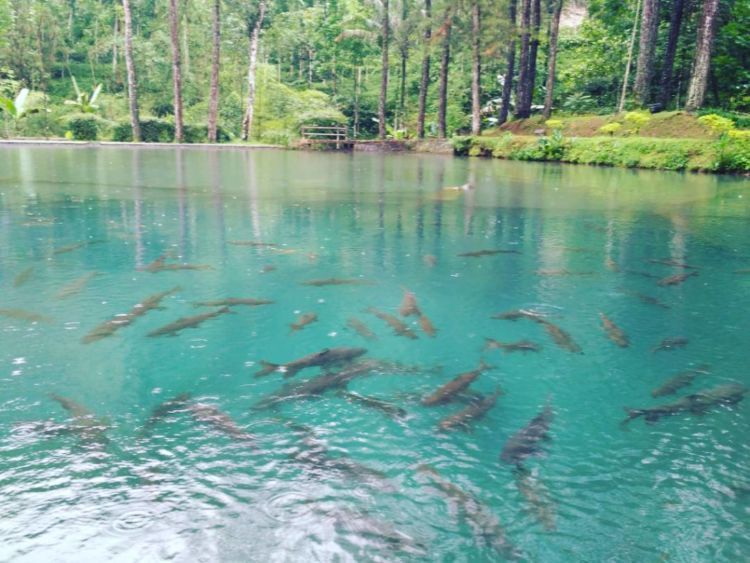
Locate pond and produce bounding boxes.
[1,145,749,561]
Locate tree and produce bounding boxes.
[685,0,721,111]
[514,0,531,118]
[436,5,453,138]
[498,0,517,125]
[64,76,102,113]
[168,0,184,142]
[417,0,432,139]
[618,0,642,113]
[543,0,564,119]
[378,0,390,139]
[525,0,541,112]
[633,0,659,105]
[241,0,267,141]
[470,0,481,135]
[122,0,140,142]
[208,0,221,143]
[658,0,686,108]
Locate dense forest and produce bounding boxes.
[1,0,749,144]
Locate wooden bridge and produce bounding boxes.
[299,125,352,149]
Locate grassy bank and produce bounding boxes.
[452,133,750,174]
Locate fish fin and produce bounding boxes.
[255,361,280,378]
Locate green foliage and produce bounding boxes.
[152,102,174,118]
[698,114,736,135]
[562,93,596,113]
[697,109,750,129]
[599,122,622,136]
[64,76,102,113]
[545,119,564,130]
[623,111,651,134]
[67,114,99,140]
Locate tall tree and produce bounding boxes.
[168,0,184,142]
[498,0,518,125]
[525,0,541,112]
[417,0,432,139]
[378,0,390,139]
[470,0,481,135]
[241,0,267,141]
[685,0,720,111]
[122,0,140,142]
[208,0,221,142]
[658,0,685,108]
[633,0,659,105]
[618,0,642,113]
[436,6,453,138]
[543,0,564,119]
[514,0,531,118]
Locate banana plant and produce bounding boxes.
[0,88,43,136]
[64,76,102,113]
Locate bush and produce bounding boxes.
[152,102,174,118]
[113,119,174,142]
[698,114,735,135]
[67,114,98,140]
[599,122,622,136]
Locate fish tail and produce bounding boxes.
[479,358,496,371]
[255,361,280,378]
[621,407,643,425]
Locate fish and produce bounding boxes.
[271,248,297,255]
[535,269,596,277]
[623,269,661,279]
[55,272,98,299]
[618,288,670,309]
[599,313,629,348]
[514,467,557,531]
[500,402,554,466]
[140,392,192,435]
[0,308,52,323]
[647,259,698,269]
[301,278,374,286]
[438,387,503,431]
[50,394,110,448]
[651,365,711,398]
[185,402,255,443]
[491,309,546,322]
[540,320,582,353]
[423,254,437,267]
[193,297,274,307]
[622,383,747,425]
[52,240,101,255]
[735,269,750,274]
[255,347,368,378]
[418,314,438,337]
[338,390,408,419]
[261,264,276,273]
[143,262,213,273]
[458,249,521,258]
[422,361,493,406]
[13,266,34,287]
[227,240,278,248]
[605,258,619,272]
[652,336,688,353]
[290,312,318,333]
[399,288,421,317]
[347,317,378,340]
[147,306,232,337]
[484,338,541,354]
[367,307,419,339]
[417,464,522,560]
[657,271,698,287]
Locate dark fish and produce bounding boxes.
[423,254,437,267]
[417,464,522,560]
[599,313,629,348]
[657,271,698,287]
[399,288,421,317]
[484,338,541,354]
[261,264,276,273]
[623,269,661,279]
[651,365,711,398]
[438,387,503,431]
[491,309,546,322]
[347,317,378,341]
[290,312,318,333]
[367,307,419,339]
[647,259,698,269]
[422,361,493,406]
[514,467,556,531]
[140,392,192,435]
[500,402,554,466]
[13,266,34,288]
[147,306,232,337]
[338,390,408,419]
[0,308,52,323]
[618,288,670,309]
[143,261,212,273]
[458,249,521,258]
[194,297,274,307]
[186,403,255,443]
[52,240,101,255]
[50,394,109,448]
[623,384,747,425]
[652,336,688,353]
[255,347,367,378]
[301,278,374,286]
[418,314,438,337]
[535,269,596,277]
[227,240,278,247]
[56,272,98,299]
[540,320,582,353]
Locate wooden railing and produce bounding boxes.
[300,125,350,149]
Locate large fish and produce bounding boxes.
[540,320,582,353]
[484,338,541,354]
[50,394,109,448]
[255,347,367,378]
[399,288,421,317]
[422,361,493,406]
[418,314,438,337]
[147,306,232,337]
[0,308,52,323]
[289,312,318,333]
[301,278,374,287]
[618,288,670,309]
[491,309,546,322]
[338,390,408,420]
[13,266,34,288]
[651,336,688,353]
[52,240,101,256]
[367,307,419,339]
[140,392,192,435]
[623,383,747,425]
[185,402,255,443]
[458,249,521,257]
[599,313,629,348]
[347,317,378,340]
[193,297,274,307]
[647,258,698,269]
[227,240,278,248]
[500,402,554,466]
[56,272,98,299]
[438,387,503,431]
[651,365,711,398]
[514,467,556,531]
[657,271,698,286]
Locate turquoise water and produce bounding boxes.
[1,145,749,562]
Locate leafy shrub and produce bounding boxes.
[152,102,174,118]
[67,114,98,140]
[697,108,750,129]
[698,114,736,135]
[598,122,622,136]
[624,111,650,133]
[112,121,132,142]
[112,119,174,142]
[182,123,231,143]
[562,93,595,113]
[545,119,564,130]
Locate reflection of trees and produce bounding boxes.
[132,149,144,269]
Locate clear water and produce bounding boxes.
[1,146,749,562]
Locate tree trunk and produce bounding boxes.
[543,0,564,119]
[354,66,361,138]
[378,0,390,139]
[514,0,532,118]
[471,0,481,135]
[207,0,221,143]
[122,0,140,142]
[168,0,183,143]
[658,0,685,108]
[633,0,659,106]
[685,0,719,111]
[417,0,432,139]
[498,0,517,125]
[525,0,541,113]
[241,0,267,141]
[618,0,642,113]
[399,48,407,129]
[437,7,453,138]
[112,15,118,86]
